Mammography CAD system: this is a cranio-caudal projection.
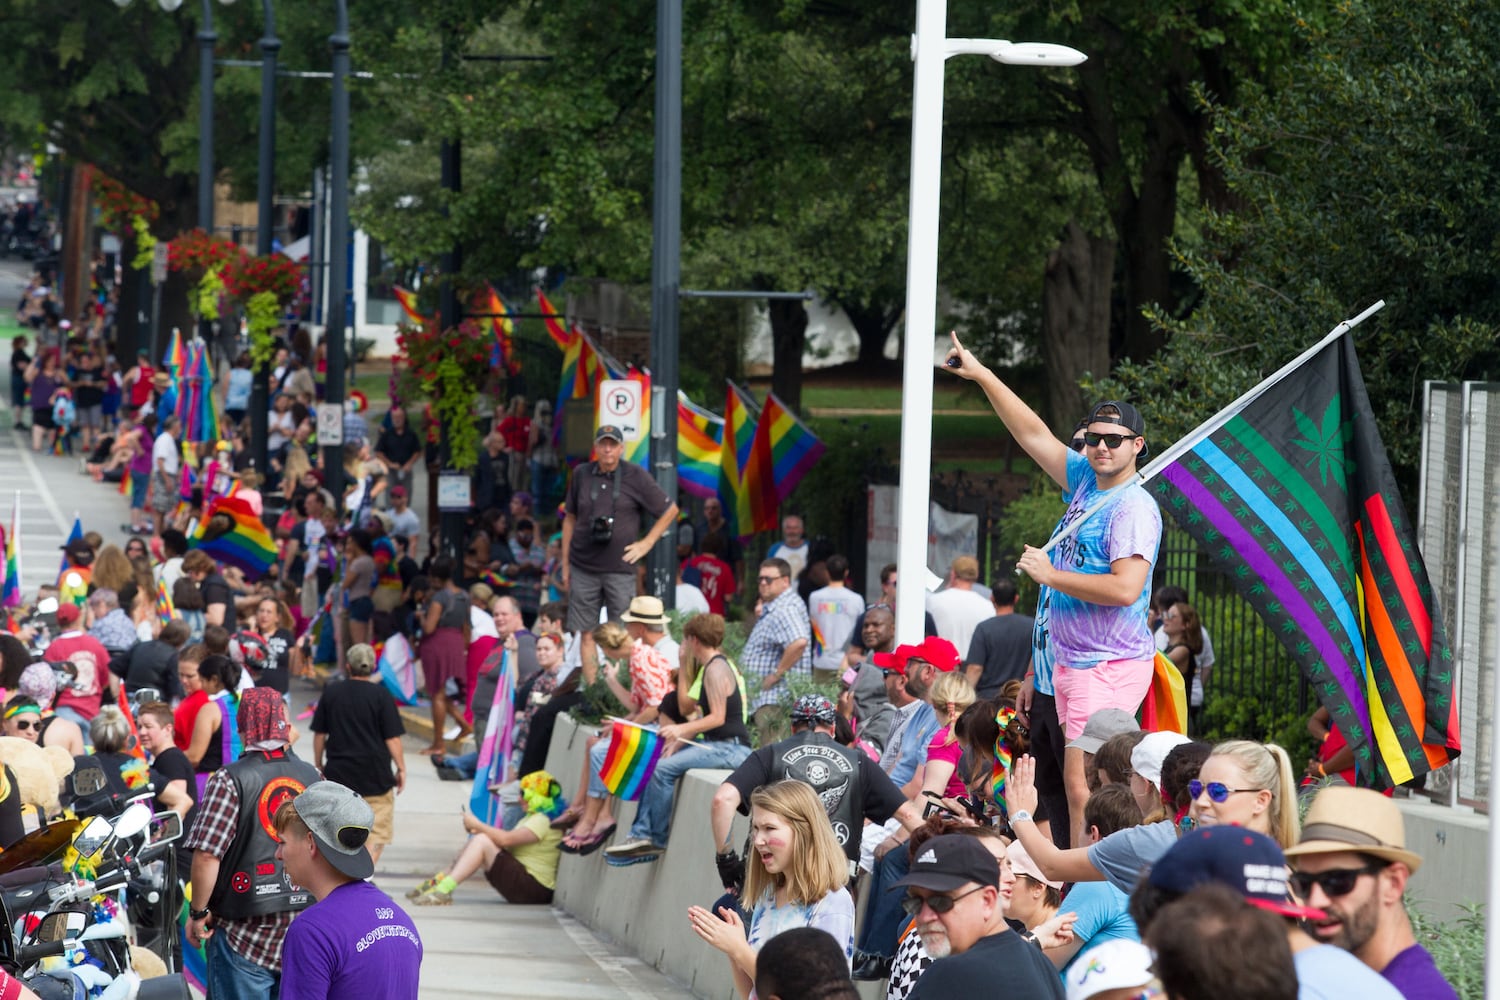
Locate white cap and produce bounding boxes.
[1130,730,1192,790]
[1065,939,1156,1000]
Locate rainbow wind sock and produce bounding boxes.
[599,720,665,801]
[1143,323,1459,789]
[469,648,516,823]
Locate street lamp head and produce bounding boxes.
[991,42,1087,67]
[112,0,133,7]
[157,0,184,10]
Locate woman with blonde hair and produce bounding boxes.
[1190,739,1300,849]
[921,672,977,804]
[91,544,134,594]
[689,780,854,999]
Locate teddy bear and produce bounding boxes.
[0,735,76,818]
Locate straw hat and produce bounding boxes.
[1283,786,1423,872]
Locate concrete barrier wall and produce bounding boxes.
[545,714,747,1000]
[1396,798,1488,920]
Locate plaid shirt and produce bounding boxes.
[742,587,811,711]
[184,767,296,970]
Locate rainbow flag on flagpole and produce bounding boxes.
[747,392,826,532]
[599,719,666,801]
[678,393,725,499]
[0,492,18,608]
[721,382,761,541]
[536,287,576,352]
[469,648,516,823]
[485,285,520,374]
[623,367,650,469]
[393,286,434,328]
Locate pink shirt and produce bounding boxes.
[926,725,969,799]
[628,641,674,711]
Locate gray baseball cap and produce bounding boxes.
[1067,708,1141,754]
[292,781,374,879]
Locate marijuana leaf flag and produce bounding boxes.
[1143,308,1459,789]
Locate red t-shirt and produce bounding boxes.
[128,364,154,408]
[174,690,210,751]
[43,633,111,722]
[684,554,736,615]
[499,415,532,454]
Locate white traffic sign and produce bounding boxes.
[316,403,344,446]
[151,243,169,285]
[598,379,643,441]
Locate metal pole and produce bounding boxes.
[324,0,350,501]
[250,0,279,480]
[436,30,465,561]
[646,0,682,606]
[197,0,218,387]
[894,0,948,645]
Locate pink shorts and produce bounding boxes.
[1053,658,1153,741]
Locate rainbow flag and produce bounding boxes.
[485,285,520,374]
[393,286,433,328]
[720,382,762,541]
[190,495,277,580]
[469,648,516,823]
[1140,651,1188,735]
[162,326,186,373]
[751,392,825,507]
[155,579,176,627]
[1144,327,1459,789]
[1,493,19,608]
[678,393,724,500]
[623,366,650,468]
[599,719,666,800]
[553,329,616,446]
[536,287,576,351]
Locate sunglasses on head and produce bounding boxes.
[901,885,985,916]
[1188,780,1263,803]
[1289,863,1387,899]
[1083,431,1138,449]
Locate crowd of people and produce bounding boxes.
[0,294,1463,1000]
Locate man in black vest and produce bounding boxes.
[184,687,322,999]
[710,694,920,896]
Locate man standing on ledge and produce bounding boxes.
[561,425,679,631]
[945,333,1161,852]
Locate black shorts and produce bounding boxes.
[348,596,375,623]
[31,408,54,430]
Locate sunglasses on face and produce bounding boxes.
[1083,431,1139,449]
[758,575,782,584]
[9,719,37,731]
[1188,780,1263,803]
[1289,864,1386,899]
[1069,439,1086,453]
[902,885,985,916]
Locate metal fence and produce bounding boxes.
[1418,382,1498,811]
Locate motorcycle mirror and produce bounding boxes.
[149,811,183,846]
[113,802,152,842]
[71,765,108,798]
[73,815,114,860]
[35,597,58,615]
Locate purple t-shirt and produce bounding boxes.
[280,880,422,1000]
[1047,449,1161,669]
[1382,943,1459,1000]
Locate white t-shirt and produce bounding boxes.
[471,605,499,641]
[807,584,866,674]
[767,540,809,580]
[151,432,180,477]
[925,587,993,657]
[676,583,710,616]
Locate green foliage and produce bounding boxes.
[993,476,1067,614]
[1096,0,1500,485]
[1410,901,1485,999]
[569,657,633,727]
[784,419,889,556]
[244,292,280,369]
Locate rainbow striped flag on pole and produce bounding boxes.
[1,493,19,608]
[748,391,825,519]
[1140,303,1459,789]
[485,284,520,374]
[599,719,665,800]
[535,287,576,351]
[721,382,762,541]
[393,286,434,328]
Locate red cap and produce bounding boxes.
[914,637,961,672]
[55,603,80,627]
[871,644,921,674]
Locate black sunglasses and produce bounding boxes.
[1289,863,1387,899]
[1069,439,1086,453]
[9,719,37,731]
[901,885,985,916]
[1083,431,1139,449]
[757,575,782,584]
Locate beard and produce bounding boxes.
[917,921,951,959]
[1310,896,1380,953]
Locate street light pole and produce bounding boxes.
[197,0,216,238]
[324,0,350,501]
[250,0,279,482]
[646,0,682,606]
[892,0,1086,644]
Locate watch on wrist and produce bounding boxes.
[1010,809,1033,825]
[190,906,210,920]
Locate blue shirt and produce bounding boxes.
[887,701,940,787]
[1058,881,1138,977]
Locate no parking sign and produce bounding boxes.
[597,379,643,441]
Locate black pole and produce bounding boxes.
[436,30,465,561]
[197,1,217,384]
[324,0,350,501]
[646,0,682,605]
[250,0,279,479]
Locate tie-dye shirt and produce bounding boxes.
[1047,450,1161,669]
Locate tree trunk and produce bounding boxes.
[1118,136,1183,362]
[1042,221,1115,434]
[767,296,808,412]
[841,301,900,366]
[116,230,145,361]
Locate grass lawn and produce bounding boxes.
[799,382,992,412]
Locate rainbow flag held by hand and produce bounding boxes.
[1143,320,1459,789]
[190,495,277,580]
[155,579,176,628]
[599,719,665,801]
[1140,651,1188,735]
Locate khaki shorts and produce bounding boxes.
[364,789,395,846]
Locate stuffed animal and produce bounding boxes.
[0,735,76,817]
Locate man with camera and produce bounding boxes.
[561,425,679,632]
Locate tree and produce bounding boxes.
[1094,0,1500,485]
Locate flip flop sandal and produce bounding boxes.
[575,823,617,857]
[559,830,589,855]
[550,804,584,830]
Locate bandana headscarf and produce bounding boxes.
[992,704,1018,817]
[238,687,289,748]
[520,770,565,818]
[3,703,40,721]
[18,663,57,708]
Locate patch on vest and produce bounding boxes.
[256,775,310,840]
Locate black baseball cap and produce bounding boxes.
[595,425,623,443]
[890,834,999,893]
[1086,400,1148,458]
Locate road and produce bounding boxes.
[0,254,698,998]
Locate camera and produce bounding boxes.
[590,516,614,545]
